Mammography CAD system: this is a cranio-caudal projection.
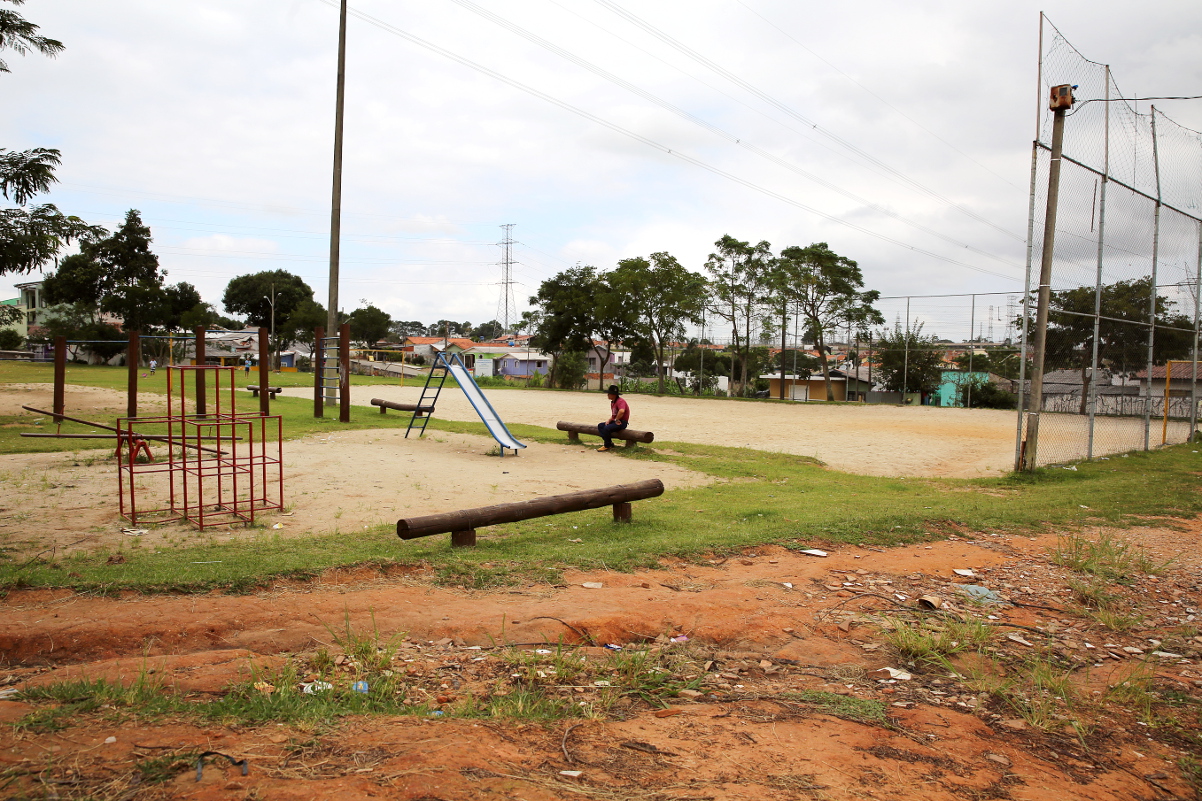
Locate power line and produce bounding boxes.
[322,0,1019,281]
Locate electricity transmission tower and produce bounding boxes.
[496,224,517,337]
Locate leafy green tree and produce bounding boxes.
[526,266,601,389]
[612,252,706,393]
[553,351,588,390]
[0,327,22,349]
[389,319,426,340]
[955,376,1017,409]
[470,320,503,340]
[0,0,63,73]
[771,348,819,378]
[874,321,944,396]
[179,302,243,332]
[952,348,1025,380]
[1,6,99,275]
[0,303,21,327]
[705,235,773,396]
[222,269,314,340]
[36,304,125,363]
[287,299,328,349]
[348,303,393,346]
[773,243,882,401]
[673,344,730,395]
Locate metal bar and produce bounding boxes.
[1192,223,1202,440]
[1144,108,1162,452]
[127,330,139,419]
[314,326,324,418]
[339,322,351,423]
[195,327,206,417]
[1088,67,1110,460]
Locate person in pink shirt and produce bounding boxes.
[597,384,629,451]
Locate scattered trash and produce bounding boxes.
[670,635,689,643]
[428,710,444,716]
[958,585,1003,604]
[781,582,793,589]
[560,770,584,778]
[798,549,828,558]
[1007,634,1035,647]
[603,644,622,651]
[0,688,18,700]
[593,680,611,686]
[1079,505,1090,509]
[877,667,913,681]
[190,561,223,564]
[121,528,148,536]
[953,569,975,578]
[272,523,284,529]
[352,681,369,693]
[302,681,333,694]
[535,649,553,655]
[195,751,248,782]
[1151,650,1183,659]
[567,538,583,543]
[104,736,117,744]
[1063,465,1078,471]
[917,595,943,609]
[581,582,604,589]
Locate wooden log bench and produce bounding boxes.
[397,478,664,547]
[247,385,282,399]
[556,420,654,447]
[370,397,434,417]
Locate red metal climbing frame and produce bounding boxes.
[118,364,283,528]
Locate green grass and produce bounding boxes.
[780,690,890,725]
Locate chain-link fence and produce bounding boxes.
[1017,16,1202,468]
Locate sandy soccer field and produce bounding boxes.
[344,384,1022,478]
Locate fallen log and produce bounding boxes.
[397,478,664,547]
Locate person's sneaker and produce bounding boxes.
[597,446,612,452]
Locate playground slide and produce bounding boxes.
[443,358,526,454]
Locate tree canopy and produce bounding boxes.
[348,303,393,346]
[0,0,64,74]
[612,252,705,393]
[873,321,944,395]
[705,235,774,396]
[221,270,315,347]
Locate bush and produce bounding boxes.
[0,328,24,350]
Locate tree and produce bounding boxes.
[0,327,22,349]
[389,319,426,340]
[348,303,392,347]
[955,376,1017,409]
[1037,277,1191,413]
[222,269,314,340]
[470,320,503,340]
[673,344,730,395]
[952,348,1025,380]
[526,266,600,389]
[874,321,944,396]
[774,243,882,401]
[704,235,773,396]
[772,348,819,378]
[612,252,706,393]
[0,0,64,74]
[287,299,327,349]
[1,6,99,275]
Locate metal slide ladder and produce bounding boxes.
[406,352,451,438]
[317,333,341,406]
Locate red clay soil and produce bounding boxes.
[2,524,1201,800]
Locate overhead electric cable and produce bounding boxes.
[448,0,1019,268]
[318,0,1018,280]
[593,0,1024,242]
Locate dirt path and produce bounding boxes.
[1,523,1200,799]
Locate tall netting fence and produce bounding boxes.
[1018,17,1202,468]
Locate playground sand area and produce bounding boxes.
[2,382,1201,799]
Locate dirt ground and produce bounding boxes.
[2,383,1201,799]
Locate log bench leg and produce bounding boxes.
[566,431,579,441]
[612,502,632,523]
[380,405,387,414]
[451,529,477,548]
[623,439,638,448]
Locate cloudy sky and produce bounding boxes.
[4,0,1201,342]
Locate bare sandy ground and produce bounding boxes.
[350,384,1018,478]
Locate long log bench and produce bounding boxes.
[247,385,281,399]
[396,478,664,547]
[556,420,654,447]
[370,398,434,417]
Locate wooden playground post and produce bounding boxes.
[313,326,324,418]
[53,336,66,422]
[258,327,270,415]
[339,323,350,423]
[126,331,139,419]
[194,327,206,417]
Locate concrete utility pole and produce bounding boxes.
[1023,83,1075,471]
[326,0,348,405]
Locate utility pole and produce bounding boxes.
[326,0,348,406]
[498,224,516,335]
[1023,83,1075,471]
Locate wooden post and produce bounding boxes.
[53,335,66,422]
[194,327,206,417]
[566,430,580,441]
[313,326,324,418]
[339,322,351,423]
[258,327,270,415]
[450,530,477,548]
[126,331,139,419]
[612,502,632,523]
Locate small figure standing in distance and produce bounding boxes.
[149,358,157,375]
[597,384,629,452]
[244,356,251,381]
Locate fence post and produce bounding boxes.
[339,323,350,423]
[52,336,66,421]
[194,327,206,417]
[1143,107,1163,452]
[258,327,270,415]
[126,331,139,419]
